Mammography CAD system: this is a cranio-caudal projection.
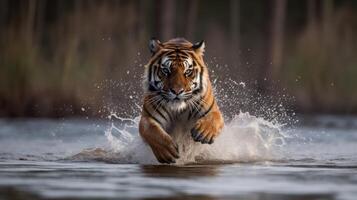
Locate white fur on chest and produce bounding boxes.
[163,108,206,164]
[166,109,194,136]
[167,101,188,113]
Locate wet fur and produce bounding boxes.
[139,38,224,164]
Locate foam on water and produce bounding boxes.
[71,111,287,165]
[72,62,293,164]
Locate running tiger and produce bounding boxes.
[139,38,224,164]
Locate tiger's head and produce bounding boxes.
[144,38,209,110]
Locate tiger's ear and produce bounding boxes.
[192,40,205,56]
[149,38,162,54]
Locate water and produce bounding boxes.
[0,114,357,200]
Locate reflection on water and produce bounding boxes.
[0,187,41,200]
[0,186,336,200]
[0,160,356,200]
[0,117,357,200]
[141,165,219,178]
[142,195,218,200]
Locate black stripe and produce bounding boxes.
[192,68,203,95]
[188,97,203,120]
[147,51,165,81]
[153,102,168,123]
[188,109,196,120]
[167,54,177,59]
[148,84,157,92]
[193,101,204,118]
[198,99,215,119]
[148,64,153,82]
[143,105,163,127]
[151,51,168,64]
[164,50,190,62]
[180,51,191,58]
[153,66,158,80]
[199,68,203,91]
[161,106,173,121]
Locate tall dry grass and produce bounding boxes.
[1,1,357,117]
[0,2,148,117]
[283,6,357,113]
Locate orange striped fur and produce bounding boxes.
[139,38,224,164]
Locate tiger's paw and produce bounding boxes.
[150,136,180,164]
[191,118,222,144]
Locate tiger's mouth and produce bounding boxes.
[160,91,193,102]
[161,94,186,102]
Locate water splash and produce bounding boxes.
[201,112,285,162]
[73,111,287,164]
[105,112,139,153]
[72,57,294,164]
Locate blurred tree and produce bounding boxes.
[323,0,334,45]
[269,0,286,80]
[138,0,150,42]
[185,0,199,41]
[62,0,82,89]
[25,0,36,49]
[0,0,8,30]
[156,0,175,40]
[2,0,357,117]
[307,0,317,27]
[35,0,45,42]
[230,0,240,65]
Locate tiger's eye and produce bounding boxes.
[185,69,193,76]
[161,68,169,75]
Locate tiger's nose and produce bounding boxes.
[170,88,184,95]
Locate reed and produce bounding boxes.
[283,6,357,113]
[1,1,357,117]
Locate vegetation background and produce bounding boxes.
[1,0,357,118]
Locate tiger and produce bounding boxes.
[139,38,224,164]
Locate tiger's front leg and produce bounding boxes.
[139,115,180,164]
[191,102,224,144]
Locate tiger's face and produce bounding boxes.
[158,56,197,101]
[145,38,207,110]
